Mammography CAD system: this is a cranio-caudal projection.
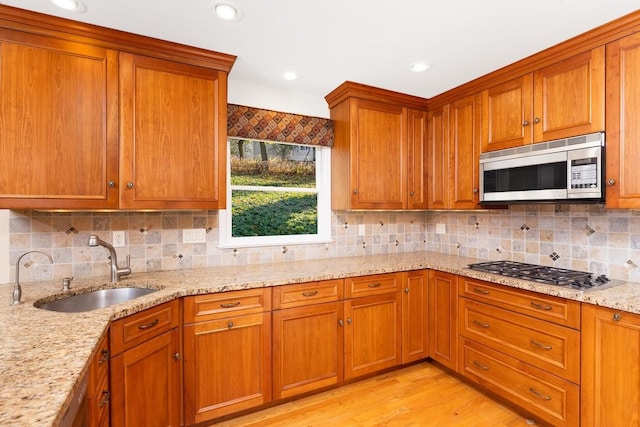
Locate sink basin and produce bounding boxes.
[36,287,158,313]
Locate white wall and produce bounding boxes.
[228,80,330,119]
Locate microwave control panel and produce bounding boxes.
[570,158,598,189]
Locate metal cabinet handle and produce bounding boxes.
[353,189,358,194]
[608,178,616,186]
[338,319,344,327]
[227,320,234,329]
[530,301,552,311]
[173,352,180,360]
[473,360,489,371]
[522,120,529,127]
[138,318,159,330]
[368,282,381,288]
[410,191,415,196]
[613,313,622,321]
[473,188,479,194]
[98,349,110,365]
[404,287,410,293]
[533,117,541,124]
[99,390,111,408]
[126,181,134,189]
[302,290,319,297]
[530,340,553,351]
[473,288,489,295]
[473,320,490,328]
[108,180,116,188]
[347,317,352,324]
[220,301,241,308]
[529,387,552,401]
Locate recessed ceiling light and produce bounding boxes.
[211,1,243,22]
[409,61,431,73]
[50,0,86,13]
[283,71,299,81]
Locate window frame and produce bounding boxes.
[218,138,332,248]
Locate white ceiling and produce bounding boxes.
[2,0,640,102]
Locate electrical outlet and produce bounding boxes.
[183,228,206,244]
[435,223,446,235]
[112,231,126,247]
[358,224,365,236]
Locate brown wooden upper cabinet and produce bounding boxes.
[481,47,605,152]
[325,82,429,210]
[0,6,235,209]
[605,32,640,209]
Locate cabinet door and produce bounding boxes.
[110,328,180,427]
[349,99,406,209]
[272,302,343,399]
[449,94,481,209]
[533,47,604,142]
[402,270,429,363]
[481,75,533,152]
[183,312,271,424]
[344,292,402,379]
[407,108,428,209]
[428,270,458,371]
[427,105,449,209]
[605,33,640,209]
[119,52,226,209]
[582,304,640,427]
[0,29,118,209]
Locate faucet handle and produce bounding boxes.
[124,254,131,268]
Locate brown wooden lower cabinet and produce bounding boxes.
[582,304,640,426]
[272,301,344,399]
[428,270,458,371]
[110,328,181,427]
[402,270,429,363]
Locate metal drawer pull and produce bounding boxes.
[302,290,319,297]
[530,302,552,311]
[367,283,382,288]
[99,390,110,408]
[138,318,159,330]
[473,288,489,295]
[98,349,110,364]
[472,360,489,371]
[473,320,490,328]
[530,340,553,351]
[529,387,552,401]
[338,319,344,327]
[220,301,241,308]
[227,321,234,329]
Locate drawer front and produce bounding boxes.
[459,298,580,383]
[273,279,344,310]
[461,338,579,427]
[184,288,271,323]
[88,370,110,426]
[460,277,581,329]
[89,333,110,388]
[110,300,179,355]
[345,273,401,298]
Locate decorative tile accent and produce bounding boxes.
[626,260,638,269]
[521,224,530,231]
[584,225,595,236]
[549,252,560,261]
[227,104,334,147]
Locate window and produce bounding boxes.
[219,139,331,247]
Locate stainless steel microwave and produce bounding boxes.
[479,132,605,204]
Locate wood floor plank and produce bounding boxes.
[210,362,533,426]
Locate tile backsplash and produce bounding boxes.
[5,204,640,284]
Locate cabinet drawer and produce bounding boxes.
[110,300,179,355]
[272,279,344,310]
[461,338,579,427]
[88,370,110,427]
[184,288,271,323]
[460,277,581,329]
[459,298,580,383]
[345,273,401,298]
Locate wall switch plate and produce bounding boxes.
[183,228,206,244]
[112,231,126,247]
[435,223,446,235]
[358,224,365,236]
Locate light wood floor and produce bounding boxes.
[211,361,534,426]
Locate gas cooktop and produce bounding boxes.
[468,260,610,289]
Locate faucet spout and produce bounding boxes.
[13,250,54,305]
[88,234,132,283]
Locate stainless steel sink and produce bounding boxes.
[36,287,158,313]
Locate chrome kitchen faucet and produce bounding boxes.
[88,234,132,282]
[13,250,53,305]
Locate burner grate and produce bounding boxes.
[468,260,609,289]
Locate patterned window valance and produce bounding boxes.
[227,104,334,147]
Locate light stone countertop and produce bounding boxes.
[1,250,639,426]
